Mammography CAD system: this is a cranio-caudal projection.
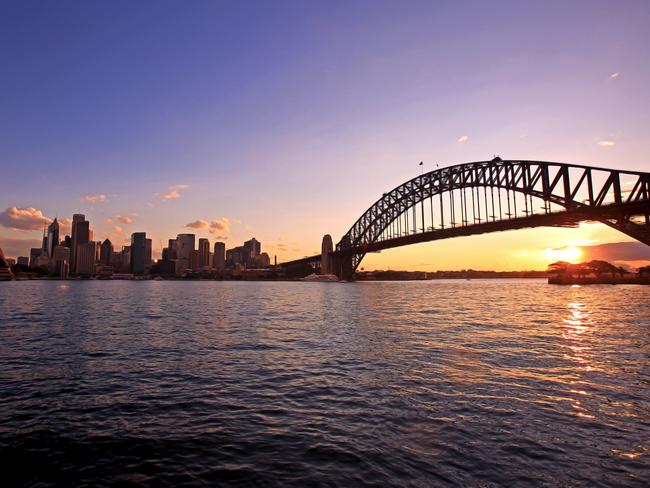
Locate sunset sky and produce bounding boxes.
[1,1,649,269]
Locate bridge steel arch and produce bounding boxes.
[332,159,650,279]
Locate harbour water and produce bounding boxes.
[1,280,649,486]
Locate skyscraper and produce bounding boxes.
[46,218,60,258]
[100,238,113,265]
[198,238,210,269]
[70,214,89,274]
[76,241,97,276]
[145,238,152,271]
[175,234,195,274]
[243,238,261,267]
[213,242,226,270]
[130,232,147,275]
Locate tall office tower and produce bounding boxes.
[46,218,60,258]
[29,247,42,267]
[190,249,200,271]
[175,234,195,273]
[167,239,177,259]
[213,241,226,270]
[76,241,97,276]
[243,237,261,267]
[100,238,113,265]
[145,238,152,270]
[130,232,147,275]
[198,238,210,268]
[70,214,89,274]
[53,245,71,278]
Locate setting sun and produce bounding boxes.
[545,246,583,263]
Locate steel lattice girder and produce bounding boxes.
[336,160,650,270]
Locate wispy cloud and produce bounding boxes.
[81,194,108,204]
[160,184,189,201]
[185,219,209,229]
[610,72,620,79]
[457,135,469,143]
[114,215,133,225]
[0,206,50,231]
[113,225,123,234]
[598,140,616,147]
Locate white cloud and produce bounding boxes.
[598,140,616,147]
[610,72,620,79]
[457,135,469,143]
[160,184,189,201]
[0,206,50,231]
[81,194,108,204]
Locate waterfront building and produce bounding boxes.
[145,238,152,271]
[175,234,195,274]
[0,246,13,281]
[53,245,70,278]
[29,247,42,267]
[100,239,113,265]
[111,248,130,274]
[226,246,244,267]
[46,218,60,258]
[255,252,271,268]
[213,242,226,270]
[190,249,200,271]
[130,232,147,275]
[70,214,89,274]
[17,256,29,267]
[243,238,261,266]
[167,239,177,259]
[198,238,210,269]
[76,241,97,276]
[35,254,50,269]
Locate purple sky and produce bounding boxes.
[1,1,649,268]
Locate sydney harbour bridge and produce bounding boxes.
[281,158,650,280]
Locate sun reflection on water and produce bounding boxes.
[561,301,598,419]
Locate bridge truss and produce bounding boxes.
[332,159,650,278]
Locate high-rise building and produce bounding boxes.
[130,232,147,275]
[167,239,177,259]
[213,242,226,270]
[53,245,70,278]
[76,241,97,276]
[145,238,152,271]
[243,238,261,258]
[70,214,89,274]
[198,238,210,269]
[46,218,60,258]
[100,239,113,265]
[29,247,41,267]
[175,234,195,274]
[190,249,200,271]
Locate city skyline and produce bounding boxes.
[2,1,650,270]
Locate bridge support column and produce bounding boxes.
[332,252,354,281]
[320,234,333,275]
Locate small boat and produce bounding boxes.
[300,273,340,282]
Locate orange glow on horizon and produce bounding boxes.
[545,246,583,264]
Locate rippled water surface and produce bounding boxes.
[1,280,649,486]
